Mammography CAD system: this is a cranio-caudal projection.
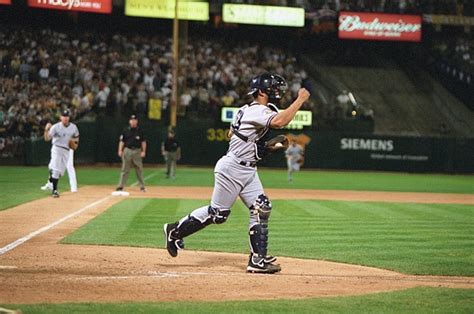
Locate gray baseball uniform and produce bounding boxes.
[170,101,278,260]
[182,102,277,225]
[286,144,303,171]
[165,72,294,273]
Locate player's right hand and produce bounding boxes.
[297,88,310,102]
[118,151,123,158]
[45,122,52,130]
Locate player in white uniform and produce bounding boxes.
[164,73,310,274]
[285,139,304,182]
[41,149,77,192]
[43,109,80,198]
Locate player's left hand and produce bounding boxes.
[265,135,289,151]
[140,151,146,158]
[68,139,79,150]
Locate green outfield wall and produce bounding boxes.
[10,117,474,173]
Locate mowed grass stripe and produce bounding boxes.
[2,287,474,313]
[1,165,474,211]
[63,198,474,276]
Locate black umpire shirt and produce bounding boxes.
[164,138,180,152]
[120,127,145,149]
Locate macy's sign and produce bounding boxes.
[35,0,81,9]
[28,0,111,13]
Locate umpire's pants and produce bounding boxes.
[164,151,178,178]
[118,148,145,188]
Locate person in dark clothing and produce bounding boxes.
[116,114,147,192]
[161,130,181,179]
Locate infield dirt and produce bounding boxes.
[0,186,473,304]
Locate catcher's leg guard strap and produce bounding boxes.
[249,224,262,255]
[208,206,231,224]
[250,194,272,258]
[174,215,212,239]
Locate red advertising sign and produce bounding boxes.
[0,0,12,5]
[28,0,112,14]
[339,12,421,42]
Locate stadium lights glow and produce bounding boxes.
[222,4,305,27]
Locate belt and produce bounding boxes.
[54,145,69,151]
[125,147,140,150]
[239,160,257,168]
[227,152,257,168]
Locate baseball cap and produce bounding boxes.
[61,109,70,117]
[130,114,137,120]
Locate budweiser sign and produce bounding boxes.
[28,0,112,14]
[339,12,421,42]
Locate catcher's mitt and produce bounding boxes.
[265,135,289,152]
[68,139,79,151]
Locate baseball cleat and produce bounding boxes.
[163,223,184,257]
[247,255,281,274]
[52,190,60,198]
[41,182,53,191]
[264,255,277,264]
[249,253,277,264]
[140,187,147,192]
[116,187,123,191]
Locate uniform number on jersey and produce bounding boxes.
[231,109,244,131]
[207,128,230,142]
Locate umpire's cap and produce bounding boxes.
[61,109,70,117]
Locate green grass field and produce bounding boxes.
[62,198,473,276]
[3,288,473,314]
[0,165,473,211]
[1,165,473,313]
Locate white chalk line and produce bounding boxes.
[1,170,160,258]
[0,265,17,269]
[66,270,474,286]
[131,171,159,187]
[0,307,20,314]
[0,196,111,256]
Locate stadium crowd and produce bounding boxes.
[0,26,312,143]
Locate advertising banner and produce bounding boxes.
[125,0,209,21]
[312,134,461,172]
[0,0,11,5]
[423,14,474,26]
[148,98,162,120]
[223,4,305,27]
[28,0,112,14]
[339,12,421,42]
[221,107,312,130]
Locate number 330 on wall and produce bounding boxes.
[207,128,230,142]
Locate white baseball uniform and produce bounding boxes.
[48,122,79,179]
[67,149,77,192]
[286,143,303,181]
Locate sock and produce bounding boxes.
[51,178,58,191]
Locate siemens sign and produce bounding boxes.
[340,138,394,151]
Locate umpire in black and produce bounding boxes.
[116,115,147,192]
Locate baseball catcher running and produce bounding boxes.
[164,73,310,273]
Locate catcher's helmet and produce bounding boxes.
[248,73,288,102]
